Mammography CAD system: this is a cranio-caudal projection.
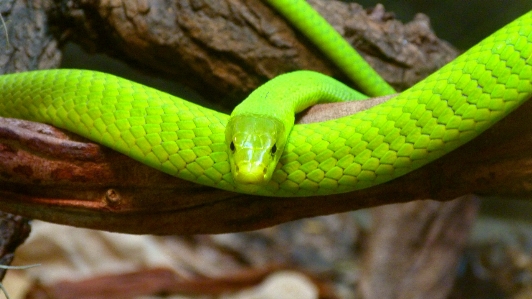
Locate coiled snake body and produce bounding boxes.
[0,3,531,197]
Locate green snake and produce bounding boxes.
[0,2,531,197]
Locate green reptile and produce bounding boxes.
[0,2,530,197]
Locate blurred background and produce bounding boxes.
[355,0,531,49]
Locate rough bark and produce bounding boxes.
[0,211,31,280]
[0,0,60,72]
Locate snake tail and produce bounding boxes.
[265,0,396,96]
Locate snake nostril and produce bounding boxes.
[235,165,240,172]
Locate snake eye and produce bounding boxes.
[271,143,277,155]
[230,141,235,152]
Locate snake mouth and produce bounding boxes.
[233,161,269,185]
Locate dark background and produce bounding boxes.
[354,0,531,49]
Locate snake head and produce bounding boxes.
[225,115,285,186]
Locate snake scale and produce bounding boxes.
[0,2,531,197]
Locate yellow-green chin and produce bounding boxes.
[233,161,269,184]
[230,157,276,193]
